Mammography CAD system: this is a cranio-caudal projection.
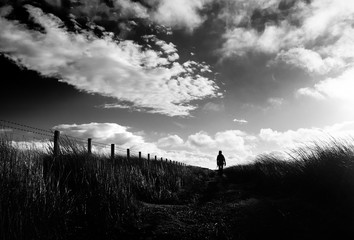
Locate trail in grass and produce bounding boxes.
[133,172,344,240]
[135,173,252,240]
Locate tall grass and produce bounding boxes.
[0,136,208,240]
[224,138,354,234]
[225,139,354,239]
[229,139,354,196]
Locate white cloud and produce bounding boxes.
[296,87,325,100]
[272,48,345,75]
[220,0,354,76]
[54,123,145,147]
[297,67,354,102]
[183,130,256,167]
[157,135,184,150]
[233,119,248,124]
[259,121,354,151]
[267,97,284,107]
[0,5,219,116]
[114,0,149,18]
[149,0,213,31]
[187,131,215,149]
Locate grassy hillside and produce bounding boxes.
[0,137,210,240]
[222,139,354,239]
[1,136,354,239]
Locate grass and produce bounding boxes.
[223,138,354,239]
[0,136,209,240]
[225,139,354,198]
[2,135,354,239]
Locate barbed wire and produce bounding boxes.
[0,119,177,163]
[0,119,53,134]
[0,123,53,138]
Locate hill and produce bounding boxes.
[1,137,354,239]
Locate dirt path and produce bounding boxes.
[135,174,256,240]
[130,172,353,240]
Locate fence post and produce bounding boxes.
[139,152,141,160]
[155,155,157,161]
[53,130,60,156]
[111,144,115,159]
[127,149,130,160]
[148,153,150,161]
[161,157,163,161]
[88,138,92,154]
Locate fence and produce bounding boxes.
[0,119,186,166]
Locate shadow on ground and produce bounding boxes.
[132,170,354,240]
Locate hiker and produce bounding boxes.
[217,150,226,175]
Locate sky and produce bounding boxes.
[1,0,354,168]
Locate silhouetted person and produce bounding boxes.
[217,150,226,176]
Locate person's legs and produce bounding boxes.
[218,165,223,176]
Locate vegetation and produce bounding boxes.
[223,139,354,239]
[0,136,209,240]
[1,135,354,239]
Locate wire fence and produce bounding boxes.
[0,119,185,166]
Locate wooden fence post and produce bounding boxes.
[155,155,157,161]
[139,152,141,160]
[53,130,60,156]
[111,144,115,159]
[88,138,92,154]
[148,153,150,161]
[127,149,130,160]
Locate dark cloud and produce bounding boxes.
[278,0,297,11]
[250,8,279,32]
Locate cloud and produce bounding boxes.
[69,0,148,21]
[259,121,354,150]
[114,0,149,18]
[51,0,212,32]
[203,102,225,112]
[296,67,354,102]
[0,5,219,116]
[272,48,345,75]
[152,130,258,168]
[267,97,284,107]
[183,130,256,166]
[157,135,184,150]
[296,87,325,100]
[219,0,354,76]
[54,122,145,147]
[233,119,248,124]
[148,0,213,31]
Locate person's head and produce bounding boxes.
[219,150,222,155]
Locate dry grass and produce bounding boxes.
[0,136,208,240]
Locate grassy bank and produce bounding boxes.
[2,136,354,239]
[0,137,210,240]
[223,139,354,239]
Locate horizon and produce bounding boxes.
[1,0,354,169]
